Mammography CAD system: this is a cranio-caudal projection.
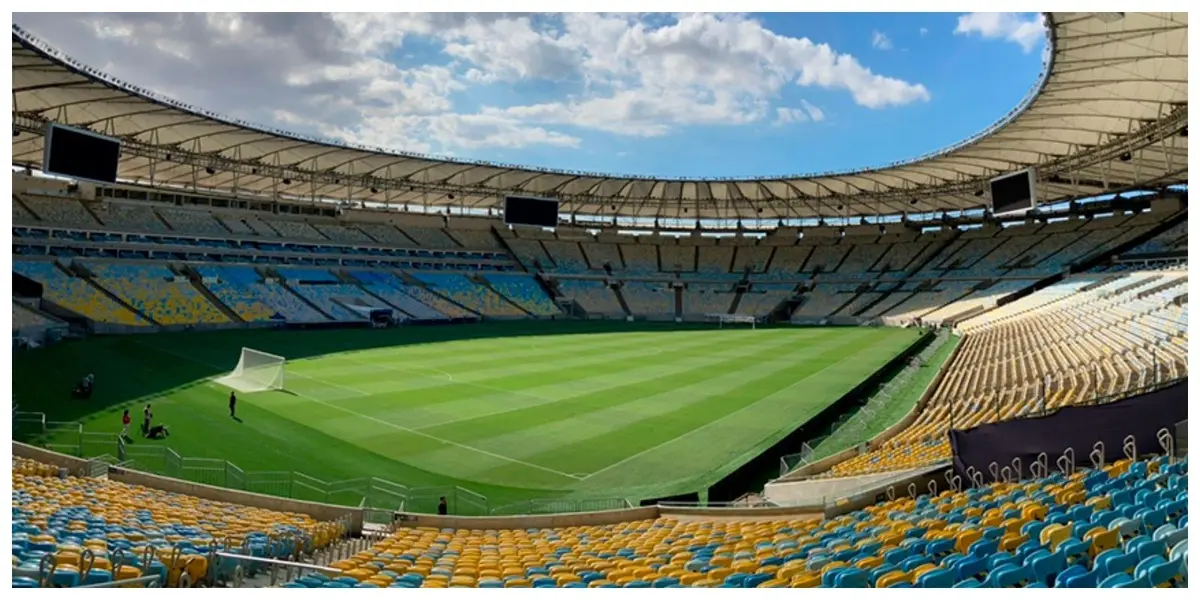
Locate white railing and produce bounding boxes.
[709,313,758,328]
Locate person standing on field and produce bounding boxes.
[121,410,131,439]
[229,391,237,418]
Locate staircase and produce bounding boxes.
[78,201,106,227]
[263,268,336,321]
[13,193,40,222]
[611,282,633,317]
[729,287,746,314]
[64,262,162,326]
[852,284,896,317]
[1079,273,1126,292]
[470,273,533,316]
[1113,275,1161,296]
[339,271,416,318]
[227,531,391,588]
[540,276,587,318]
[907,232,961,276]
[178,265,244,323]
[401,271,480,318]
[1137,276,1187,300]
[776,294,805,322]
[829,289,865,318]
[151,209,176,231]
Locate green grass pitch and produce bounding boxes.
[13,322,919,509]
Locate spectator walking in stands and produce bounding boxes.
[229,391,237,418]
[437,496,448,515]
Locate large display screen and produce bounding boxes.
[989,169,1037,215]
[42,123,121,184]
[504,196,559,227]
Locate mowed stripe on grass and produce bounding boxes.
[14,322,919,504]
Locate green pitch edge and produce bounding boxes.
[13,321,919,508]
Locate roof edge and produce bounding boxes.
[11,16,1056,184]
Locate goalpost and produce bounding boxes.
[214,347,286,392]
[709,313,758,329]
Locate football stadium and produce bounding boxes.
[9,12,1189,589]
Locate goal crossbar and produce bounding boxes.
[214,347,286,393]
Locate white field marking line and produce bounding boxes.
[334,354,557,405]
[343,331,717,428]
[131,339,581,481]
[410,332,791,430]
[133,339,371,397]
[319,357,456,382]
[328,335,664,372]
[295,357,458,384]
[523,340,664,356]
[577,345,867,482]
[283,385,584,481]
[287,371,374,397]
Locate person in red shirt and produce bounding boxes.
[121,409,131,440]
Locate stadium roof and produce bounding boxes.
[10,13,1189,221]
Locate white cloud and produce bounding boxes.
[800,99,825,122]
[919,27,929,37]
[871,31,893,50]
[774,107,809,126]
[14,12,931,156]
[773,100,825,127]
[954,12,1046,53]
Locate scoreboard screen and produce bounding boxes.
[504,196,559,227]
[43,123,121,184]
[989,169,1037,215]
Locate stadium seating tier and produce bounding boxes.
[285,453,1187,588]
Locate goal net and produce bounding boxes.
[214,347,286,392]
[709,313,758,329]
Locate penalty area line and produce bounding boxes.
[283,389,584,482]
[130,339,582,482]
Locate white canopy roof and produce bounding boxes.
[11,13,1188,220]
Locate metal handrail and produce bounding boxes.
[212,552,342,575]
[215,551,344,587]
[76,575,163,588]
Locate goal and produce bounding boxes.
[709,313,758,329]
[214,347,286,392]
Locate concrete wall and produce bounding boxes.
[13,441,93,476]
[868,334,964,451]
[14,442,362,532]
[109,468,363,532]
[391,506,660,530]
[773,332,964,484]
[822,463,951,519]
[766,468,922,506]
[392,504,832,530]
[659,506,824,521]
[447,217,497,231]
[16,441,843,534]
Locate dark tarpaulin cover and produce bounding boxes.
[949,381,1187,484]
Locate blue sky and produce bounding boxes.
[17,12,1047,178]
